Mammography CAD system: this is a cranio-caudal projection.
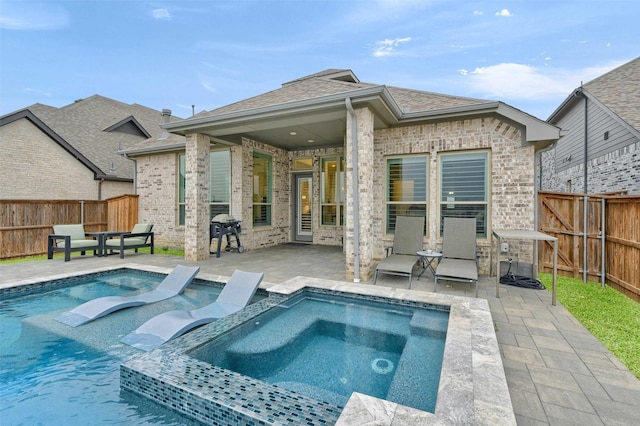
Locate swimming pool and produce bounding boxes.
[0,267,240,425]
[121,275,516,425]
[190,292,448,412]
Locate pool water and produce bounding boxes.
[0,270,222,425]
[191,293,449,412]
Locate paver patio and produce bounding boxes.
[2,244,639,425]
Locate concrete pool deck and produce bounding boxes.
[2,245,640,425]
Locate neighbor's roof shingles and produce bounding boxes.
[8,95,182,180]
[584,56,640,131]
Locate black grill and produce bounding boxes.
[210,215,243,258]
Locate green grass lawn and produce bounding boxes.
[539,273,640,379]
[0,247,184,264]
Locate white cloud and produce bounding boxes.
[372,37,412,58]
[24,88,52,97]
[473,10,484,15]
[495,9,513,17]
[461,61,628,101]
[0,4,68,30]
[152,9,171,20]
[200,80,217,94]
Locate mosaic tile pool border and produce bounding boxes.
[0,267,221,298]
[120,276,516,425]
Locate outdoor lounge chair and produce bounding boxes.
[47,224,101,262]
[55,265,200,327]
[121,269,264,351]
[434,217,479,297]
[373,216,425,288]
[104,223,154,258]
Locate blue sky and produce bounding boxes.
[1,0,638,120]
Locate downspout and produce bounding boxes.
[123,153,138,195]
[345,98,360,282]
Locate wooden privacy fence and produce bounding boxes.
[0,195,138,260]
[538,191,640,302]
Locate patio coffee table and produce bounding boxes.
[417,250,442,279]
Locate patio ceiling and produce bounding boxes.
[162,88,400,151]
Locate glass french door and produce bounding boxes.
[295,174,312,242]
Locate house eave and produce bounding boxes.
[120,142,188,157]
[162,86,402,137]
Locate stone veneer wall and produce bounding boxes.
[372,117,537,275]
[538,141,640,194]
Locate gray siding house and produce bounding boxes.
[0,95,182,200]
[123,69,559,281]
[540,57,640,194]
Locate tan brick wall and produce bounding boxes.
[240,138,290,250]
[135,152,184,249]
[0,118,128,200]
[373,117,536,274]
[135,115,537,275]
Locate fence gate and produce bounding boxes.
[538,191,640,302]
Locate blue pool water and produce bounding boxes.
[191,292,449,413]
[0,270,224,425]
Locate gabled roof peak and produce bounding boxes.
[282,68,359,86]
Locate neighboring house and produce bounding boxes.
[0,95,182,200]
[540,56,640,194]
[123,69,559,280]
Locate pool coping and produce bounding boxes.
[119,273,516,425]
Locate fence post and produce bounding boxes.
[583,195,588,283]
[601,197,606,288]
[80,200,85,225]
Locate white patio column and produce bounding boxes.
[184,132,210,261]
[345,106,375,280]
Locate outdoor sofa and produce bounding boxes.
[47,224,101,262]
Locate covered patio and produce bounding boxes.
[3,246,640,424]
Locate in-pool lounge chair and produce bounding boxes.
[121,269,264,351]
[373,216,425,288]
[434,217,479,297]
[104,224,154,258]
[55,265,200,327]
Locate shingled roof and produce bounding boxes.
[1,95,182,180]
[198,68,486,119]
[583,56,640,131]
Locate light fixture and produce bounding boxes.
[307,139,314,143]
[289,131,297,136]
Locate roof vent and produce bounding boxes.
[161,109,172,124]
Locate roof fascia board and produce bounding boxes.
[580,88,640,140]
[104,115,152,138]
[399,101,560,144]
[547,89,582,123]
[120,142,187,156]
[162,86,397,135]
[1,109,105,176]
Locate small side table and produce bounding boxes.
[417,250,443,279]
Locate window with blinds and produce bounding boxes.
[209,150,231,219]
[178,150,231,225]
[253,152,272,226]
[321,156,344,226]
[386,156,427,233]
[439,151,489,237]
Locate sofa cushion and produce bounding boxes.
[131,223,152,234]
[105,237,147,247]
[53,224,86,241]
